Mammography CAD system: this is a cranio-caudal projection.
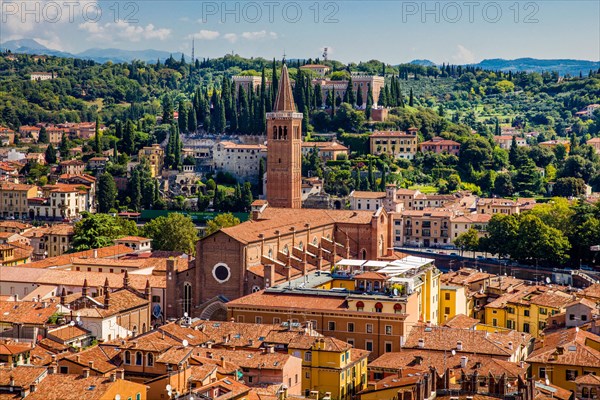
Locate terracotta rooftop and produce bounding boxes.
[193,348,293,370]
[218,207,378,244]
[119,329,181,352]
[0,341,31,356]
[0,301,58,325]
[64,289,148,318]
[62,345,120,373]
[582,283,600,300]
[371,131,416,138]
[0,182,36,191]
[25,373,138,400]
[370,349,527,378]
[47,324,89,341]
[21,244,133,269]
[227,291,348,312]
[404,325,531,357]
[0,266,165,290]
[0,365,47,388]
[526,327,600,367]
[443,314,480,329]
[288,335,352,352]
[350,191,386,199]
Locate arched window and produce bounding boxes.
[361,249,367,259]
[304,351,312,362]
[124,351,131,365]
[582,388,589,398]
[298,241,303,250]
[135,351,143,366]
[394,303,403,313]
[183,282,192,316]
[142,323,147,333]
[356,301,364,311]
[147,353,154,367]
[278,126,283,139]
[283,126,288,140]
[273,126,278,139]
[132,325,138,337]
[268,248,273,258]
[283,244,289,255]
[374,302,383,313]
[312,237,318,246]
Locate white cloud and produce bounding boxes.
[223,33,238,43]
[187,30,220,40]
[451,45,476,64]
[241,30,277,40]
[78,20,171,42]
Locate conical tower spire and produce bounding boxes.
[273,63,296,112]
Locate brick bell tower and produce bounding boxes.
[266,63,303,209]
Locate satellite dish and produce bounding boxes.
[545,378,550,386]
[451,350,456,356]
[166,384,172,391]
[69,321,75,327]
[184,312,188,318]
[115,395,121,400]
[182,339,189,347]
[393,288,399,296]
[545,277,551,284]
[575,327,579,332]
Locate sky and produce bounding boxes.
[1,0,599,63]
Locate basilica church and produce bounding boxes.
[166,64,393,320]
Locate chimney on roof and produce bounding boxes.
[456,341,463,351]
[9,375,14,386]
[144,279,151,299]
[103,289,110,308]
[48,363,57,374]
[508,341,513,351]
[116,369,125,380]
[123,270,129,288]
[460,356,468,368]
[60,288,66,305]
[417,338,424,348]
[264,264,274,289]
[166,258,177,275]
[207,351,213,359]
[82,368,90,378]
[82,278,88,297]
[103,277,109,294]
[88,361,94,370]
[346,236,350,259]
[267,344,275,354]
[220,356,225,367]
[30,383,37,393]
[109,372,116,382]
[93,249,98,259]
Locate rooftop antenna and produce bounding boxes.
[191,38,195,63]
[282,50,287,64]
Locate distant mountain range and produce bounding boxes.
[1,39,185,64]
[2,39,599,75]
[409,58,600,76]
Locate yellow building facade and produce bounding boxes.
[289,337,369,400]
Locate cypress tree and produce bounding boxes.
[409,88,414,107]
[356,85,363,108]
[178,102,187,133]
[38,126,48,143]
[368,160,374,189]
[366,84,373,119]
[94,116,102,155]
[188,105,197,133]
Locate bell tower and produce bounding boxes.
[266,63,303,208]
